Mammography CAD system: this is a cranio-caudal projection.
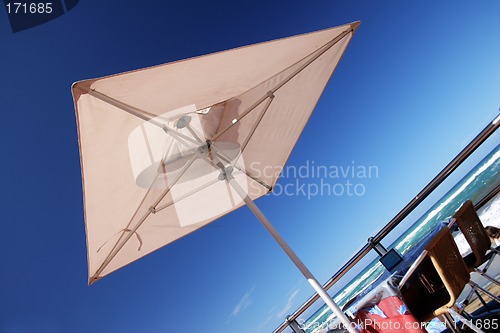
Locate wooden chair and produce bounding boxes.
[452,200,500,313]
[452,200,500,286]
[399,228,486,333]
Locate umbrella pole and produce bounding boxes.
[222,172,357,333]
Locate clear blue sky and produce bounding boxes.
[1,1,499,333]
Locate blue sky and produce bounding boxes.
[1,1,499,333]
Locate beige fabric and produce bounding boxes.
[72,21,360,284]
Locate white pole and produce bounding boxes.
[224,172,357,333]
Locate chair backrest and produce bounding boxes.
[426,228,470,311]
[453,200,491,268]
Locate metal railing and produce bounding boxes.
[273,113,500,333]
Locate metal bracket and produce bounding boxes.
[367,237,388,256]
[216,162,234,181]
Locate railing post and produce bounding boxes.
[367,237,388,256]
[287,316,306,333]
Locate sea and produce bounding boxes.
[302,144,500,333]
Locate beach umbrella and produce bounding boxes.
[72,21,360,332]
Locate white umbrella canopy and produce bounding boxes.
[73,20,359,332]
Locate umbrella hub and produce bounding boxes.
[129,108,242,189]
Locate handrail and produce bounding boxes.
[273,113,500,333]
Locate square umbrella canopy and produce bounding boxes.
[72,21,360,332]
